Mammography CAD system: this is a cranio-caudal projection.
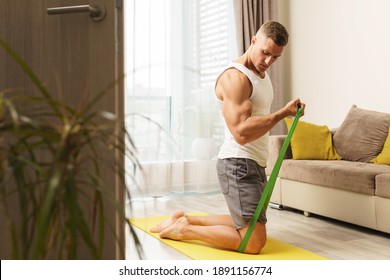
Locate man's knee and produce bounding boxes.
[244,238,266,254]
[239,222,267,254]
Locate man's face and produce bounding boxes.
[250,33,284,74]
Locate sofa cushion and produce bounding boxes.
[333,105,390,162]
[284,118,341,160]
[376,173,390,198]
[371,127,390,165]
[280,160,390,195]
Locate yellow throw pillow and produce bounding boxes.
[285,118,341,160]
[371,127,390,165]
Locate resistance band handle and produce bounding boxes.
[237,107,303,253]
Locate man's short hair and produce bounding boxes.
[259,21,289,46]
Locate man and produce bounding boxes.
[150,21,305,254]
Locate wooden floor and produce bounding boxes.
[126,191,390,260]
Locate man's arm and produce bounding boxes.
[215,69,304,146]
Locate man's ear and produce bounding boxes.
[251,36,257,45]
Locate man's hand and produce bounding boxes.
[283,98,305,118]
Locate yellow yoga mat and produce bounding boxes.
[130,213,327,260]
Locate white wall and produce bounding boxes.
[278,0,390,128]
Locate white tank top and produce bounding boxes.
[215,62,274,167]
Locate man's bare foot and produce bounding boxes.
[150,210,186,233]
[159,216,189,240]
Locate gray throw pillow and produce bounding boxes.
[333,105,390,162]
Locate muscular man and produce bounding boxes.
[150,21,305,254]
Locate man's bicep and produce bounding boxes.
[223,96,252,130]
[218,69,253,130]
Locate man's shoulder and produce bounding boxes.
[219,66,249,85]
[216,67,252,101]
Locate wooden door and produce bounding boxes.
[0,0,125,259]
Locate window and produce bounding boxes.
[125,0,236,162]
[194,0,229,88]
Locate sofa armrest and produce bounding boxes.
[266,135,292,175]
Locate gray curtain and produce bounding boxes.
[233,0,285,135]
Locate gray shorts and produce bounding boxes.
[216,158,268,229]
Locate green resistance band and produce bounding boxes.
[237,107,303,253]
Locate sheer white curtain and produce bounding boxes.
[125,0,237,196]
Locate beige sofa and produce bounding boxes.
[266,105,390,234]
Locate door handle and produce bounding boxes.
[47,4,106,22]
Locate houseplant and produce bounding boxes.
[0,38,143,259]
